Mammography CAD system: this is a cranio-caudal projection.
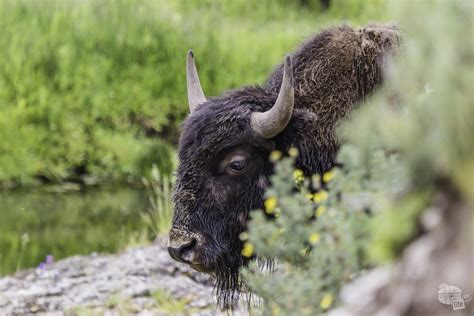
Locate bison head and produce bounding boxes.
[168,24,400,308]
[168,52,312,306]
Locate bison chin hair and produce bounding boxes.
[197,216,252,309]
[213,256,275,309]
[201,226,245,309]
[208,238,275,309]
[200,246,240,308]
[214,264,242,309]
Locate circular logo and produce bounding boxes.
[438,284,462,305]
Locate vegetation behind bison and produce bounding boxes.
[168,23,400,307]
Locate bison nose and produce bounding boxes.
[167,238,197,263]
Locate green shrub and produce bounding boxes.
[242,0,472,314]
[242,146,403,315]
[347,0,473,263]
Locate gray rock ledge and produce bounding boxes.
[0,239,244,315]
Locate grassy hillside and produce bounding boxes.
[0,0,386,186]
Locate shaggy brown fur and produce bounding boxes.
[169,23,400,308]
[267,24,400,153]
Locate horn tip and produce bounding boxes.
[187,50,194,59]
[283,55,294,83]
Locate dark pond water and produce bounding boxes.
[0,185,151,276]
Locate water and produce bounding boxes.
[0,185,151,276]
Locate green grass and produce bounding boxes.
[67,290,200,315]
[0,0,387,187]
[152,289,188,314]
[141,165,175,237]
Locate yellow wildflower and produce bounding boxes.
[293,169,304,182]
[320,293,333,310]
[271,305,281,315]
[315,206,327,217]
[241,242,254,257]
[269,150,282,162]
[264,196,278,214]
[313,190,328,203]
[323,170,335,182]
[309,233,320,245]
[288,147,299,157]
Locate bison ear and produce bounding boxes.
[250,55,295,138]
[186,50,207,113]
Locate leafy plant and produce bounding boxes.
[242,0,473,314]
[142,165,175,237]
[242,146,404,315]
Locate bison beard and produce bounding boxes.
[212,228,244,309]
[168,23,400,309]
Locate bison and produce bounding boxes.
[168,23,400,307]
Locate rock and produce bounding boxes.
[330,191,473,316]
[0,239,248,315]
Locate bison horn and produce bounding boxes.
[186,50,207,113]
[251,55,294,138]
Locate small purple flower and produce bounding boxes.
[45,255,54,264]
[37,254,54,269]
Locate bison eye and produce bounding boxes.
[218,150,251,175]
[228,158,247,173]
